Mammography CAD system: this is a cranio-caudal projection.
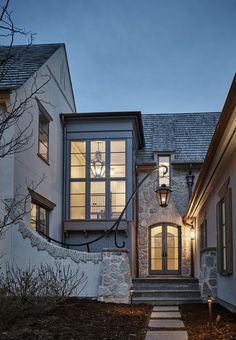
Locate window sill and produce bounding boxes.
[37,153,50,166]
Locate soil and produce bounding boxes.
[1,299,236,340]
[180,303,236,340]
[0,298,152,340]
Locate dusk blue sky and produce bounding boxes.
[10,0,236,113]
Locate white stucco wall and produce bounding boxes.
[0,223,102,297]
[0,45,75,242]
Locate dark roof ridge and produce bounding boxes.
[142,111,220,116]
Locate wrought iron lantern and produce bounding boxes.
[90,142,105,178]
[155,184,172,208]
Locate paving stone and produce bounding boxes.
[153,306,179,311]
[145,330,188,340]
[151,311,181,318]
[148,319,185,328]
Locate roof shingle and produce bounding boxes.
[137,112,220,164]
[0,43,63,90]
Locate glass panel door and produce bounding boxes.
[150,224,181,275]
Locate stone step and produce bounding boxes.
[133,277,200,291]
[133,289,201,298]
[132,296,202,305]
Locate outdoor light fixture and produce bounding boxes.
[208,295,213,330]
[190,225,195,240]
[155,184,172,208]
[90,142,105,178]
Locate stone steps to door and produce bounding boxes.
[134,289,201,298]
[132,277,202,305]
[133,296,202,305]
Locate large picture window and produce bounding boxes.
[69,140,126,220]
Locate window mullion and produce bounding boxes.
[106,140,111,220]
[86,140,90,220]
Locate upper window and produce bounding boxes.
[69,140,126,220]
[158,155,170,186]
[37,100,52,163]
[38,111,49,162]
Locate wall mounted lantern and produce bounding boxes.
[155,184,172,208]
[90,142,105,178]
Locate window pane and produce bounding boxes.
[39,141,48,159]
[39,113,49,160]
[90,141,106,178]
[39,207,47,234]
[110,181,126,218]
[70,207,85,219]
[71,182,85,194]
[30,203,37,230]
[111,140,125,153]
[70,182,85,220]
[159,156,170,186]
[71,166,86,178]
[71,142,86,179]
[90,181,106,219]
[111,153,126,165]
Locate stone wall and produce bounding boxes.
[199,249,217,301]
[137,170,192,277]
[98,249,132,304]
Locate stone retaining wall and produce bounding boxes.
[199,249,217,301]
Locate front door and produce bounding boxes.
[149,224,181,275]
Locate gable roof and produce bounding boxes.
[0,43,63,90]
[137,112,220,164]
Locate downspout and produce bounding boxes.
[61,115,67,243]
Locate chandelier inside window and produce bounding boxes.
[91,142,105,178]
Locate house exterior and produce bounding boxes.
[0,43,235,310]
[0,43,76,242]
[185,75,236,312]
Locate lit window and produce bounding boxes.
[30,203,49,236]
[69,140,126,220]
[158,155,170,186]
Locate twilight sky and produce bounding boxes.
[9,0,236,113]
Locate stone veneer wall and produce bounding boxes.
[199,249,217,301]
[98,249,132,304]
[138,171,191,277]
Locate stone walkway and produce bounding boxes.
[145,306,188,340]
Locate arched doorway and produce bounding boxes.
[149,223,181,275]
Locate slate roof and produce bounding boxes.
[137,112,220,164]
[0,43,63,90]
